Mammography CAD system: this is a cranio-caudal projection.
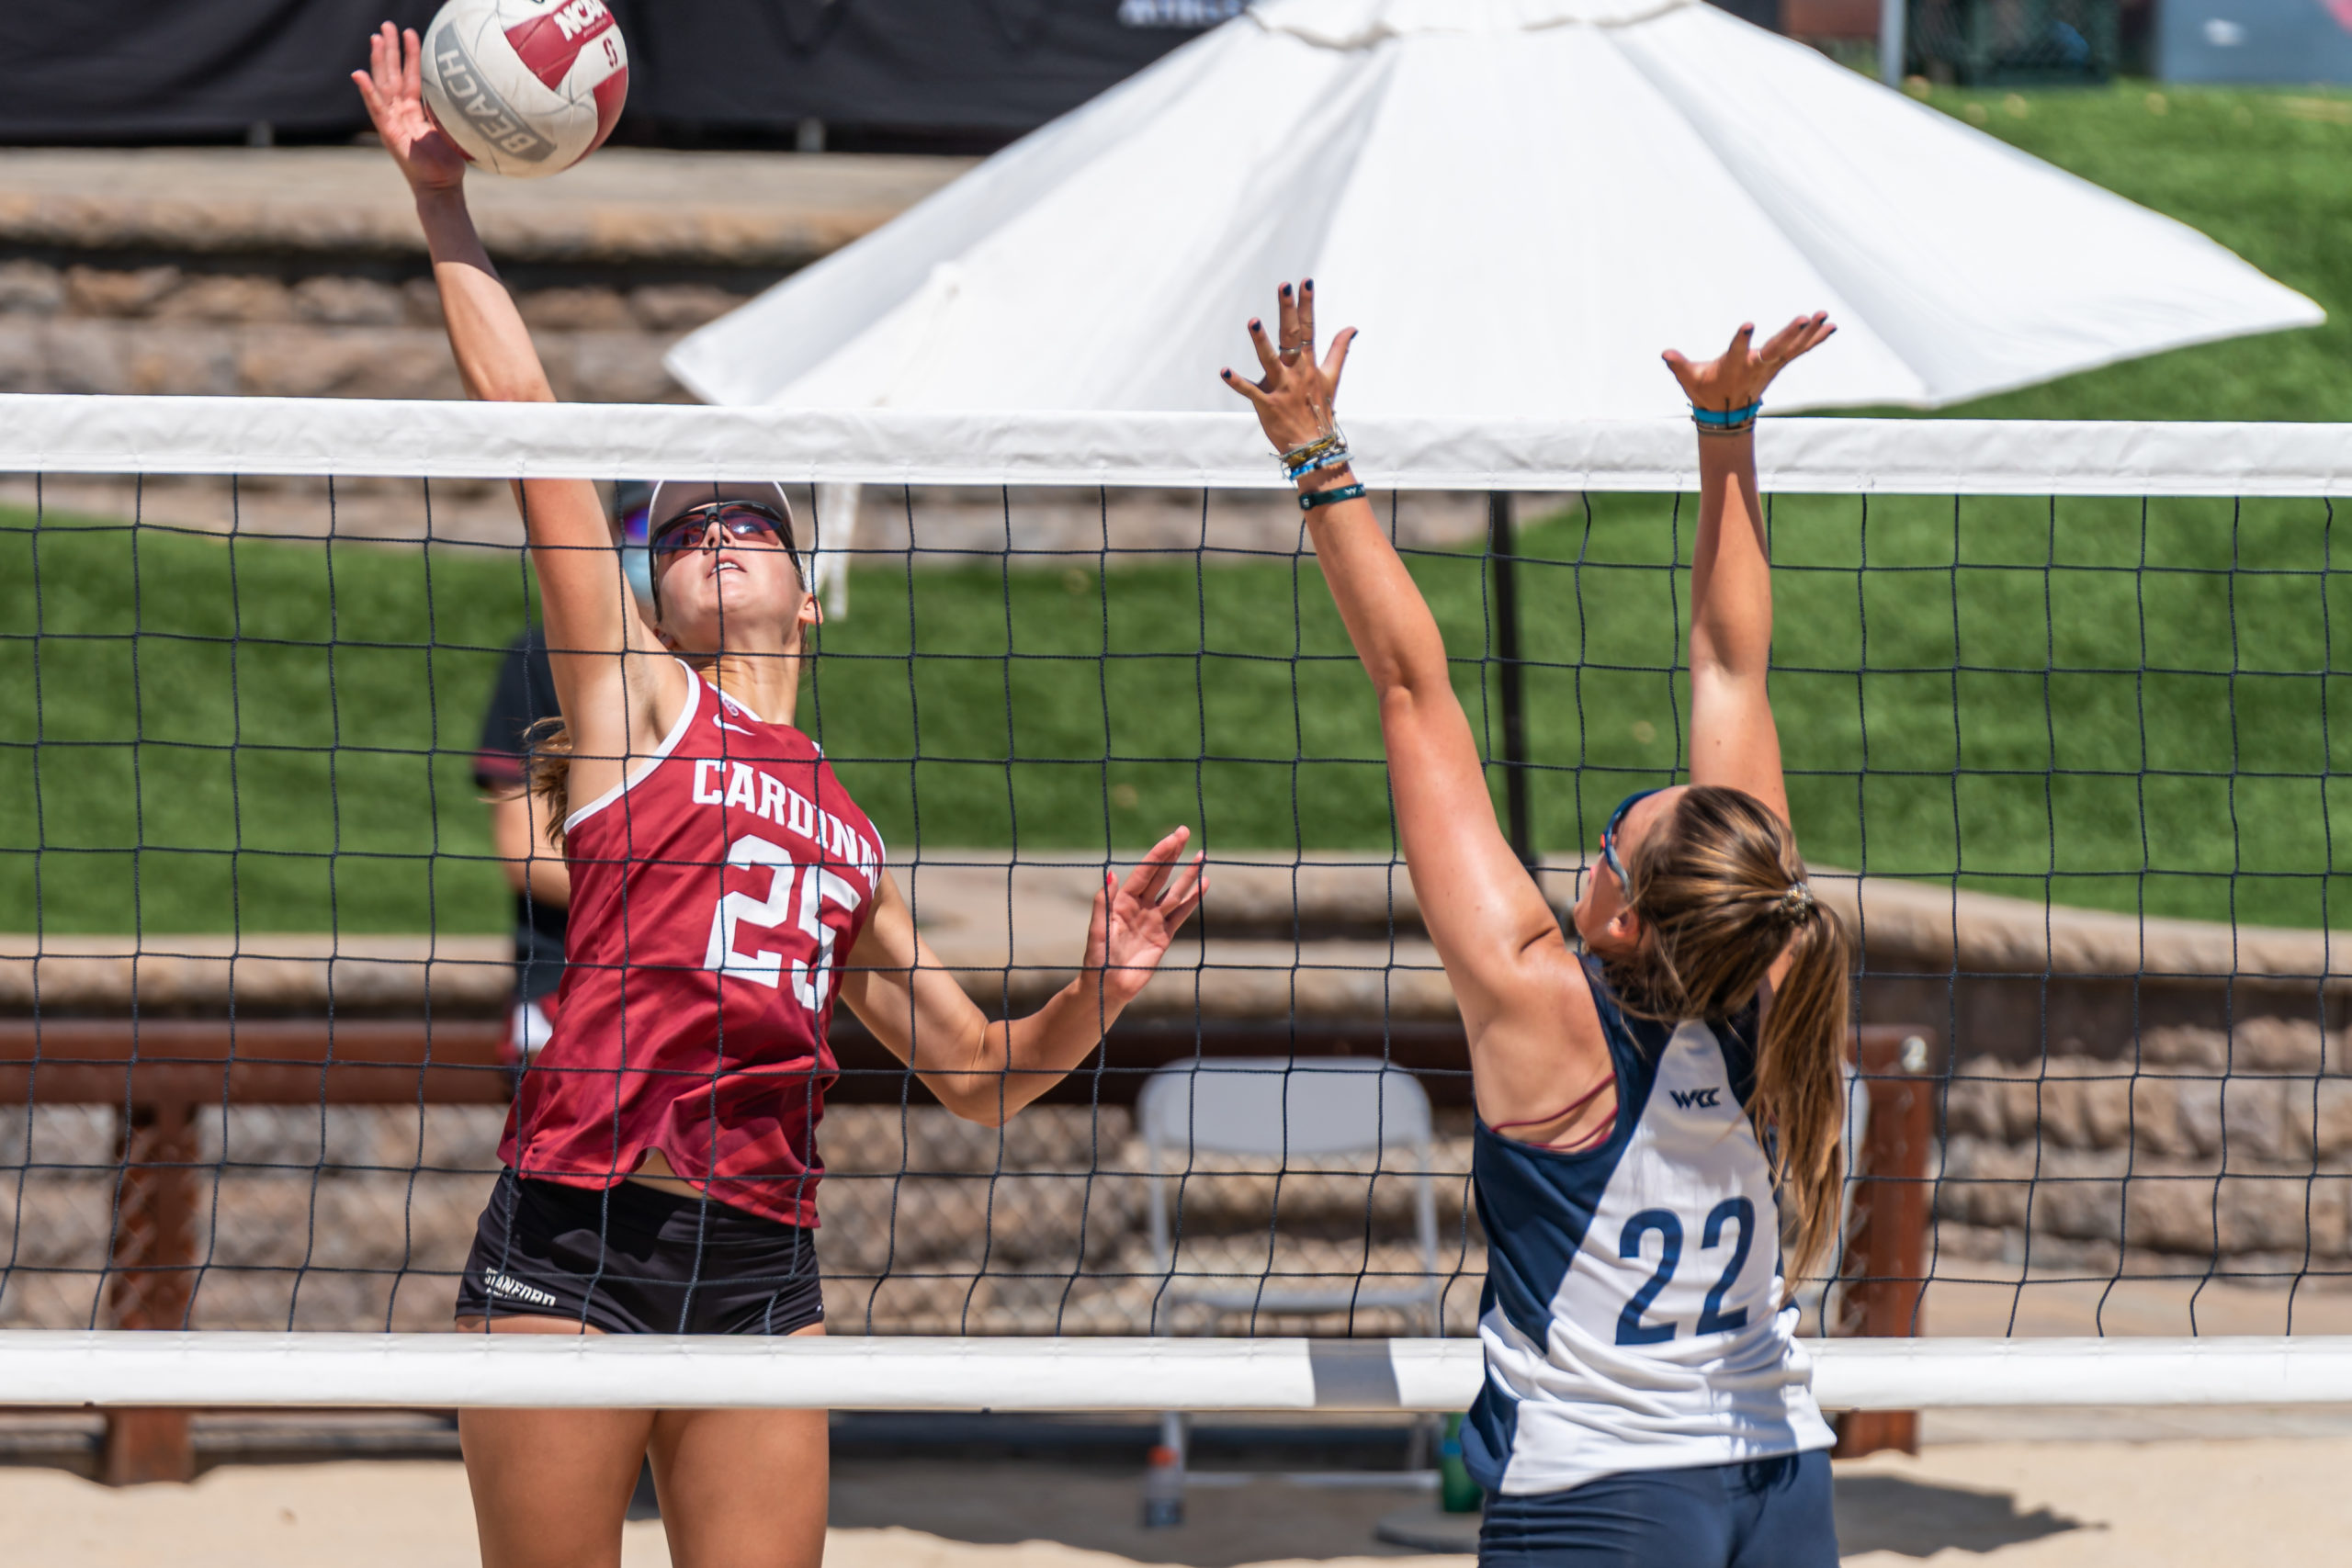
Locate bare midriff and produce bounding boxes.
[625,1147,703,1199]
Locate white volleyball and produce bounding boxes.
[418,0,628,179]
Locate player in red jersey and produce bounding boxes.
[357,27,1206,1568]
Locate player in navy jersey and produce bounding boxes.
[1225,285,1851,1566]
[356,27,1205,1568]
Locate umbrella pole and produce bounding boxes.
[1487,491,1534,867]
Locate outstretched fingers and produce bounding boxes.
[1246,317,1283,378]
[1659,346,1698,398]
[352,22,394,110]
[1224,280,1351,453]
[1759,310,1836,371]
[1122,855,1207,934]
[353,23,429,140]
[1276,282,1303,358]
[1155,851,1207,911]
[1221,367,1273,412]
[1119,826,1193,903]
[1320,324,1356,389]
[1662,310,1837,405]
[1756,314,1809,363]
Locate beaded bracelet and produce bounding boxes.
[1692,400,1761,436]
[1280,429,1345,473]
[1287,446,1353,479]
[1299,481,1366,513]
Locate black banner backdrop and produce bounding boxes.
[0,1,1233,146]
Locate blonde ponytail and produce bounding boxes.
[1605,785,1855,1287]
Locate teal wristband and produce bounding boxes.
[1299,482,1366,512]
[1691,400,1762,428]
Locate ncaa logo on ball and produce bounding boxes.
[418,0,628,179]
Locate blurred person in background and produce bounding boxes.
[475,480,655,1065]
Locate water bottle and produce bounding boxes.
[1438,1413,1482,1514]
[1142,1442,1185,1528]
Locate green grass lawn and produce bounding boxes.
[1918,84,2352,423]
[7,85,2352,936]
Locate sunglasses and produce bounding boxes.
[649,502,800,573]
[1599,786,1667,889]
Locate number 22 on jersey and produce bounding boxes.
[702,833,862,1012]
[1615,1196,1756,1346]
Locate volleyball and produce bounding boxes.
[417,0,627,179]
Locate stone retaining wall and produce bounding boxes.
[0,1103,1483,1338]
[13,858,2352,1294]
[1937,1034,2352,1269]
[0,145,972,404]
[1829,871,2352,1274]
[0,255,731,402]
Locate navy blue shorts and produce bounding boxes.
[1478,1450,1837,1567]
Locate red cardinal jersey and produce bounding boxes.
[503,663,884,1228]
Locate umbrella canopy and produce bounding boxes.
[667,0,2320,420]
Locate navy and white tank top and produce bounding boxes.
[1463,956,1834,1496]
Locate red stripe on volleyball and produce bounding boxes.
[586,66,628,157]
[507,0,619,92]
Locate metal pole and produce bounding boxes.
[1881,0,1906,86]
[1487,492,1533,866]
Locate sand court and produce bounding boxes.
[6,1431,2352,1567]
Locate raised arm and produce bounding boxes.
[835,829,1205,1124]
[1220,283,1567,1052]
[1662,315,1835,826]
[353,24,675,778]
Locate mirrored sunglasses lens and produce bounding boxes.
[718,507,785,541]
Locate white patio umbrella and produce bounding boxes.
[666,0,2320,604]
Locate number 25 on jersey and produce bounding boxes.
[703,833,862,1013]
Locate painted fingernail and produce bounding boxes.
[1281,284,1293,297]
[1304,278,1315,290]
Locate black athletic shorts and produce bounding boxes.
[456,1168,824,1336]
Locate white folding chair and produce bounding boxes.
[1136,1056,1442,1475]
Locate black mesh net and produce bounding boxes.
[3,470,2347,1343]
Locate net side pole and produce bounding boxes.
[4,1335,2350,1411]
[1487,491,1534,864]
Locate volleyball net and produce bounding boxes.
[5,394,2352,1412]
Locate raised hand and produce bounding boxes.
[1662,312,1837,416]
[351,22,469,197]
[1220,280,1357,455]
[1086,827,1208,1009]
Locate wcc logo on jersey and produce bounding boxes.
[1670,1086,1723,1110]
